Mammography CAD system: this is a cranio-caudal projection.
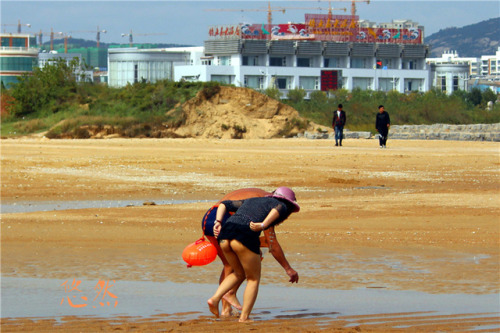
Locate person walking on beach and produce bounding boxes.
[201,188,269,316]
[207,187,300,322]
[332,104,347,146]
[375,105,390,148]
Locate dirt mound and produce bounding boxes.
[40,86,323,139]
[169,86,313,139]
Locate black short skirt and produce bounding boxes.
[218,217,261,255]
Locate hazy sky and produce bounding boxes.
[2,1,499,46]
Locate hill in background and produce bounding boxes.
[426,17,499,58]
[42,38,191,51]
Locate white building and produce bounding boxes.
[108,15,432,95]
[107,47,200,87]
[426,50,480,77]
[480,47,500,78]
[430,63,470,95]
[38,51,93,82]
[173,39,431,96]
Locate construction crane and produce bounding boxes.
[205,1,346,39]
[121,30,168,47]
[35,28,63,50]
[62,33,72,54]
[283,3,347,21]
[69,26,107,47]
[330,0,370,17]
[1,19,31,33]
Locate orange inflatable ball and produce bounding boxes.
[182,237,217,268]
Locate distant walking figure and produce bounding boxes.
[375,105,390,148]
[332,104,347,146]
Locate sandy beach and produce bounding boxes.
[1,138,499,332]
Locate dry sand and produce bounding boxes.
[1,137,499,332]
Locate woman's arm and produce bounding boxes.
[213,203,227,237]
[249,208,280,231]
[263,226,299,283]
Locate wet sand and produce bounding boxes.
[1,138,499,332]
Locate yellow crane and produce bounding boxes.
[34,28,63,50]
[121,30,168,47]
[1,19,31,33]
[329,0,370,17]
[69,26,107,47]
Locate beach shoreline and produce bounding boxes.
[1,138,499,331]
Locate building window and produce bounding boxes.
[242,56,259,66]
[297,57,311,67]
[453,76,459,91]
[270,57,286,67]
[212,75,232,84]
[378,78,393,91]
[376,58,396,69]
[244,75,264,89]
[352,77,372,90]
[218,56,231,66]
[324,57,343,68]
[11,37,26,47]
[299,76,318,90]
[351,57,370,69]
[404,59,419,70]
[274,76,292,89]
[439,76,446,92]
[405,79,423,92]
[0,56,37,71]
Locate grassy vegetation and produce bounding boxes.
[1,60,499,138]
[281,87,500,132]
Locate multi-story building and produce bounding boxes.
[107,47,197,87]
[108,14,431,94]
[0,33,39,88]
[38,51,94,82]
[480,47,500,77]
[427,50,480,77]
[172,14,431,96]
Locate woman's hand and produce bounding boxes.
[249,222,264,232]
[286,268,299,283]
[213,221,221,237]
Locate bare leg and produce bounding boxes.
[207,240,245,318]
[207,236,243,316]
[229,240,262,323]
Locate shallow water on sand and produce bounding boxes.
[2,276,499,329]
[0,199,211,214]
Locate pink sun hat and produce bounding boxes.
[267,186,300,213]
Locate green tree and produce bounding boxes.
[468,88,482,106]
[263,87,282,100]
[482,89,497,105]
[9,58,82,117]
[287,88,306,104]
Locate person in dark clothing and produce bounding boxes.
[201,188,270,316]
[375,105,391,148]
[332,104,347,146]
[207,187,300,322]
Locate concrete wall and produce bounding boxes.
[389,123,500,142]
[302,123,500,142]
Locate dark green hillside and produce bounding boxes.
[426,17,499,57]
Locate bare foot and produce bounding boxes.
[222,295,243,311]
[220,304,231,317]
[239,317,254,323]
[207,298,219,318]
